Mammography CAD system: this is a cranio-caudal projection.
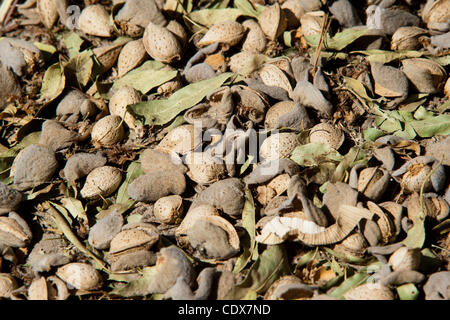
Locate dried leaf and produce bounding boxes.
[329,271,371,299]
[225,244,290,299]
[234,0,265,18]
[112,60,178,94]
[409,114,450,137]
[64,50,94,87]
[234,189,257,273]
[305,28,370,51]
[291,143,343,167]
[353,49,424,64]
[116,161,144,205]
[63,32,84,59]
[61,197,89,226]
[40,62,66,102]
[188,8,243,28]
[128,72,232,125]
[111,266,157,297]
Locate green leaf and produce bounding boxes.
[437,100,450,113]
[306,28,370,51]
[427,54,450,66]
[397,283,419,300]
[128,72,233,125]
[409,114,450,137]
[116,161,144,205]
[283,31,293,47]
[235,0,264,18]
[413,106,435,120]
[240,155,254,175]
[225,244,290,299]
[64,50,94,87]
[324,248,375,265]
[233,189,257,274]
[61,197,88,225]
[352,49,424,64]
[329,272,370,299]
[188,8,243,27]
[112,60,177,94]
[40,62,66,102]
[111,266,157,297]
[402,216,426,249]
[63,32,84,59]
[33,42,56,62]
[375,115,403,133]
[294,249,318,268]
[332,146,366,182]
[291,143,343,167]
[363,128,385,141]
[0,132,41,183]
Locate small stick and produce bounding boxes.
[311,13,330,76]
[2,0,18,26]
[0,0,14,25]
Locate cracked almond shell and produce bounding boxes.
[258,3,287,41]
[388,246,421,271]
[38,0,59,29]
[401,58,446,94]
[185,151,226,185]
[0,183,23,215]
[80,166,123,199]
[344,283,394,300]
[391,27,427,51]
[0,274,18,298]
[300,11,325,37]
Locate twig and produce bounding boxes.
[0,0,14,25]
[311,13,330,76]
[2,0,18,26]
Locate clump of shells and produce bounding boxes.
[0,0,448,302]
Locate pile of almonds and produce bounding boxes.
[0,0,449,300]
